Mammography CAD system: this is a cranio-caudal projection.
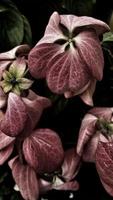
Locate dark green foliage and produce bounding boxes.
[61,0,96,15]
[0,0,32,52]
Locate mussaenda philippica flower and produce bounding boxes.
[28,12,110,106]
[0,45,33,108]
[76,107,113,196]
[0,90,64,200]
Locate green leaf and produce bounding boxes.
[11,192,22,200]
[4,9,24,47]
[102,32,113,65]
[22,15,32,46]
[61,0,95,15]
[102,31,113,43]
[0,4,8,13]
[0,2,24,51]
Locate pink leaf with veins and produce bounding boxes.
[96,142,113,196]
[47,47,90,95]
[80,79,96,106]
[62,148,81,181]
[22,90,51,133]
[60,14,109,35]
[0,88,7,109]
[82,132,100,162]
[75,30,104,80]
[76,113,97,156]
[23,129,64,173]
[0,93,28,137]
[8,156,18,169]
[11,157,39,200]
[28,43,63,79]
[0,131,15,149]
[38,12,64,45]
[0,143,14,165]
[0,45,30,60]
[89,107,113,121]
[38,12,109,44]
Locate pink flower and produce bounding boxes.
[28,12,109,106]
[0,45,33,108]
[0,90,64,200]
[0,45,64,200]
[76,107,113,196]
[39,148,80,194]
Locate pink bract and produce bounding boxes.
[76,107,113,196]
[39,148,80,194]
[0,45,30,108]
[0,88,64,200]
[28,12,109,106]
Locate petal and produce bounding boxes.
[60,15,79,32]
[96,142,113,196]
[65,15,109,35]
[80,79,96,106]
[0,93,28,137]
[38,13,109,44]
[9,57,26,78]
[38,12,65,44]
[52,178,79,191]
[0,143,14,165]
[100,178,113,197]
[76,113,97,156]
[11,157,39,200]
[64,81,90,98]
[75,30,104,80]
[82,132,100,162]
[0,88,7,108]
[28,43,63,79]
[89,107,113,121]
[23,129,64,173]
[39,179,52,194]
[47,48,89,94]
[2,70,13,80]
[62,148,81,181]
[8,156,18,169]
[0,61,11,80]
[22,90,51,132]
[2,82,12,93]
[17,78,33,90]
[0,130,15,150]
[0,45,30,60]
[12,84,21,96]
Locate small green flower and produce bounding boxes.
[1,59,33,96]
[96,118,113,138]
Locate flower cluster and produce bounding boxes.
[0,44,78,200]
[0,12,112,200]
